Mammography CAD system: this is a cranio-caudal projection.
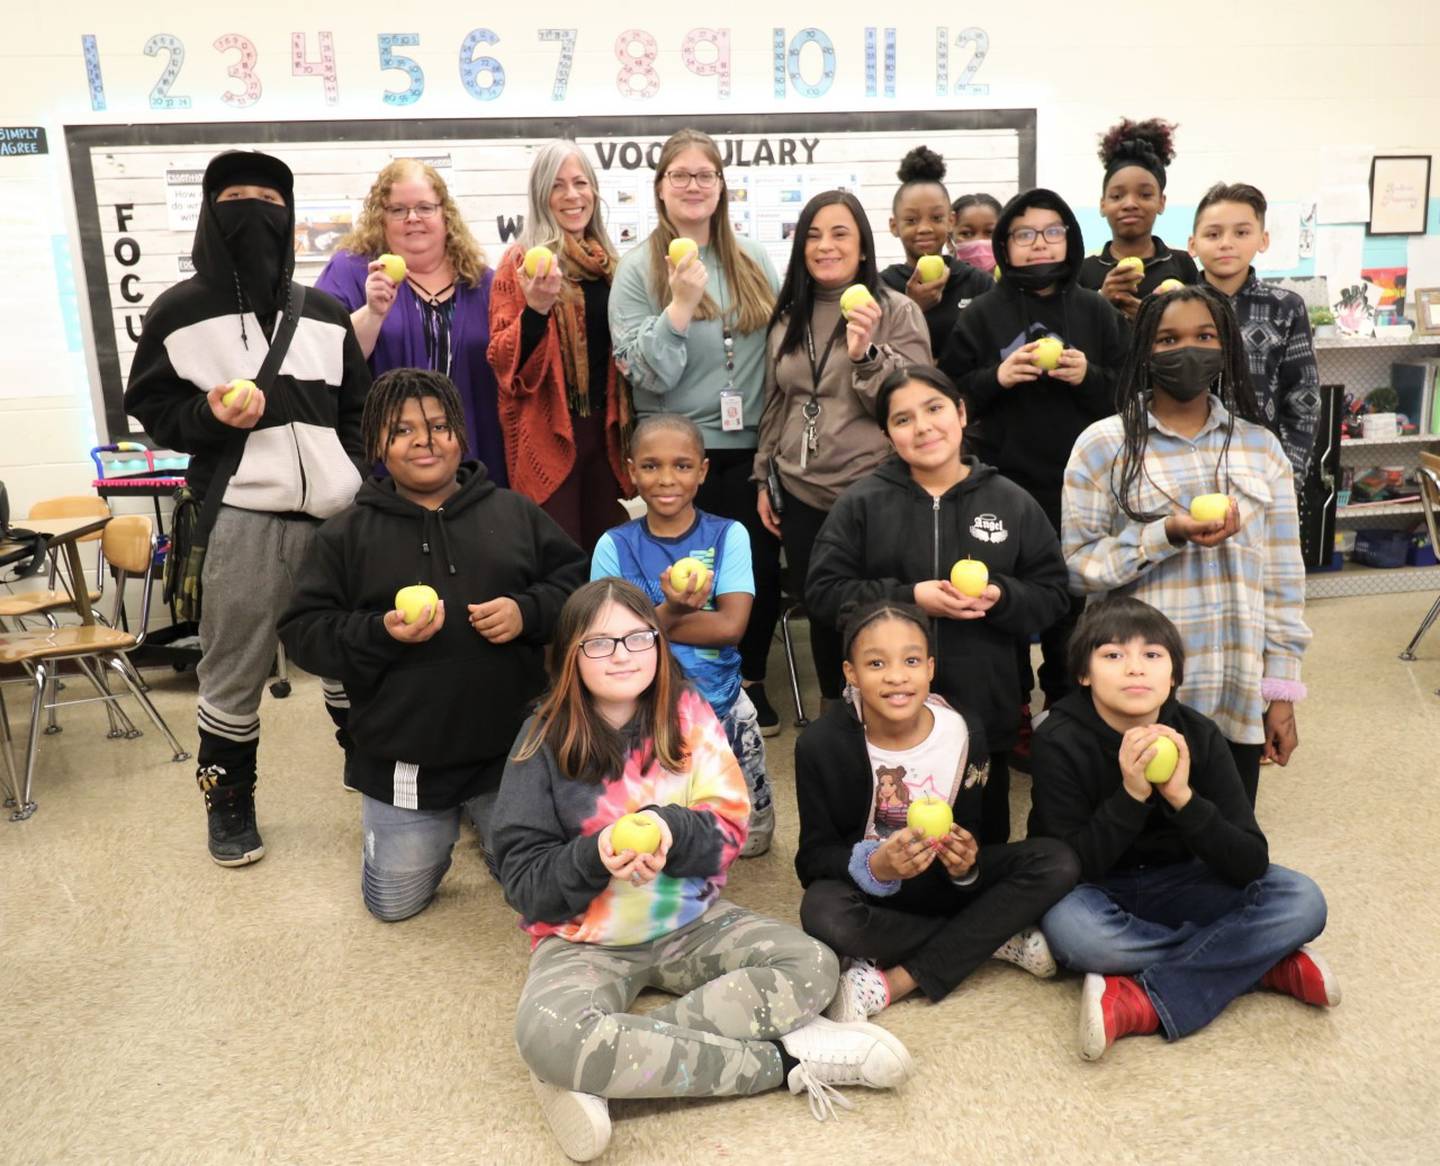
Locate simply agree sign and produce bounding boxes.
[0,127,48,156]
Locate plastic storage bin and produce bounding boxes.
[1353,528,1410,568]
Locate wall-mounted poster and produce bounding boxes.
[1368,155,1431,236]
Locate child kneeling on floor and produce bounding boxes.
[492,580,913,1163]
[794,600,1079,1022]
[1028,596,1337,1062]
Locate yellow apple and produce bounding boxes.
[669,556,711,593]
[915,254,947,283]
[1189,493,1231,524]
[394,583,439,626]
[993,266,1002,282]
[1115,256,1145,276]
[378,253,407,283]
[523,246,555,277]
[1033,335,1064,371]
[949,558,989,598]
[610,813,662,855]
[1154,278,1185,294]
[221,379,256,409]
[1144,735,1180,783]
[906,797,954,841]
[668,237,699,266]
[839,284,876,319]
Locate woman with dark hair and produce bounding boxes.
[753,190,930,702]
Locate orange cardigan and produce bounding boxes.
[488,244,633,506]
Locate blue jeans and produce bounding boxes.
[1041,861,1327,1039]
[360,790,498,922]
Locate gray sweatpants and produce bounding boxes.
[196,505,344,782]
[515,900,838,1099]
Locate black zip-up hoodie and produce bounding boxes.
[124,151,370,516]
[278,462,587,808]
[879,254,992,361]
[807,455,1070,750]
[938,189,1126,528]
[1026,689,1268,886]
[1077,236,1200,300]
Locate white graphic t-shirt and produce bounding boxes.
[862,697,973,841]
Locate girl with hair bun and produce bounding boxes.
[880,145,992,358]
[1078,118,1200,319]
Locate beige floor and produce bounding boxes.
[3,592,1439,1165]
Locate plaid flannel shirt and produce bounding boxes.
[1063,396,1312,744]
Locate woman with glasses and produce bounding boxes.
[609,129,786,735]
[488,141,633,551]
[316,159,507,483]
[939,189,1126,768]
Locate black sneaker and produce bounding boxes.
[197,767,265,867]
[746,683,782,738]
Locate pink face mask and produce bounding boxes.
[954,239,995,270]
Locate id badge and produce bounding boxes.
[719,389,744,432]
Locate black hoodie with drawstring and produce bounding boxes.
[938,189,1126,527]
[124,151,370,517]
[277,462,587,808]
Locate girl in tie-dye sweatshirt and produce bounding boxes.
[493,579,914,1161]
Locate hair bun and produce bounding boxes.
[897,145,947,185]
[1097,118,1178,168]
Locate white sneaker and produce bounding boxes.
[740,800,775,858]
[992,927,1058,978]
[530,1072,612,1162]
[780,1016,914,1121]
[823,959,890,1022]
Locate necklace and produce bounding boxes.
[406,273,456,304]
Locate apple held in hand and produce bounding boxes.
[669,556,711,592]
[1189,493,1231,524]
[221,379,256,409]
[394,583,440,626]
[1033,335,1064,371]
[949,558,989,598]
[1144,734,1180,783]
[523,246,555,277]
[1154,278,1185,294]
[378,253,407,283]
[1115,256,1145,275]
[668,237,699,265]
[992,266,1002,282]
[906,796,954,841]
[611,813,662,855]
[915,254,947,283]
[840,283,876,319]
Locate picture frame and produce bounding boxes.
[1368,155,1432,236]
[1414,289,1440,336]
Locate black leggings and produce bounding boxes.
[779,484,845,700]
[1227,740,1264,808]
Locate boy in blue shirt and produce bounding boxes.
[591,413,774,856]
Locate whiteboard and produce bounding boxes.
[66,110,1035,439]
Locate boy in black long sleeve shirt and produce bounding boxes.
[1028,597,1337,1060]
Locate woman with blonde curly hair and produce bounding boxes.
[316,159,506,482]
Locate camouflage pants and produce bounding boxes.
[516,900,838,1099]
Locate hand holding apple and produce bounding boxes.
[913,578,1000,621]
[384,591,445,643]
[668,237,699,266]
[1032,336,1064,372]
[1100,262,1144,317]
[468,596,523,643]
[949,558,989,598]
[1165,498,1239,548]
[395,583,440,625]
[906,796,954,841]
[869,827,938,882]
[997,342,1044,388]
[598,810,672,884]
[667,244,709,315]
[839,284,876,319]
[1189,493,1231,524]
[1148,727,1192,810]
[844,297,884,361]
[207,383,266,429]
[1117,726,1165,802]
[905,257,948,311]
[660,558,713,610]
[518,247,565,316]
[377,252,408,283]
[1048,346,1089,386]
[610,812,662,855]
[935,825,979,880]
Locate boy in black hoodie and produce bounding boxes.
[807,366,1070,845]
[939,187,1126,740]
[1028,597,1336,1062]
[124,150,372,868]
[279,369,585,921]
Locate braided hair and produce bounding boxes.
[360,367,470,464]
[839,599,934,662]
[1110,284,1262,522]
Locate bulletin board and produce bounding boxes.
[66,109,1035,440]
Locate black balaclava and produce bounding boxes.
[196,151,296,331]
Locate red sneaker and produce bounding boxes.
[1261,947,1340,1008]
[1079,974,1160,1061]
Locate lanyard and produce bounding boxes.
[804,317,845,393]
[721,325,736,393]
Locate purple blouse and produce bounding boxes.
[315,249,507,486]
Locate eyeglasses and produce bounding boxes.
[383,202,441,222]
[664,169,721,191]
[579,630,659,659]
[1008,224,1069,246]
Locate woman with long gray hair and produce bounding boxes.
[489,140,634,549]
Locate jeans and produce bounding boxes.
[1041,860,1328,1039]
[360,789,499,922]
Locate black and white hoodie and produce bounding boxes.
[124,152,369,517]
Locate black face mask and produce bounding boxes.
[212,198,289,317]
[1002,260,1069,292]
[1148,346,1224,401]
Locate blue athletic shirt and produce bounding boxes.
[591,510,753,718]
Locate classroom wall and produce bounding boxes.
[2,2,1437,518]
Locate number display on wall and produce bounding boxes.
[378,34,424,106]
[144,35,192,111]
[537,29,576,102]
[81,34,107,111]
[773,27,836,99]
[614,29,660,99]
[936,26,989,96]
[214,34,262,109]
[865,28,896,99]
[459,28,505,101]
[291,32,339,105]
[681,28,731,99]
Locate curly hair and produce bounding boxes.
[337,159,488,286]
[1097,118,1178,191]
[892,145,948,212]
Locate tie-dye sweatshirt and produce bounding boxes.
[492,688,750,948]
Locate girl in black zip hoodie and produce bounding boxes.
[807,366,1070,844]
[279,369,586,921]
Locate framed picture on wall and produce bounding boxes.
[1414,289,1440,336]
[1368,155,1431,235]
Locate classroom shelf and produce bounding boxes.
[1341,434,1439,446]
[1335,500,1423,519]
[1314,334,1440,350]
[1307,561,1440,599]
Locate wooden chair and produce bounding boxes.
[0,496,110,623]
[1399,450,1440,669]
[0,515,190,821]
